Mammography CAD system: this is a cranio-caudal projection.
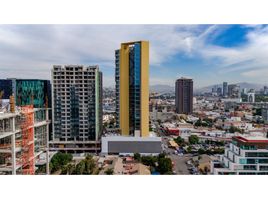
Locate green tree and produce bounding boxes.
[66,163,76,175]
[75,160,86,175]
[134,153,141,161]
[84,155,96,174]
[157,157,173,174]
[229,126,241,133]
[141,156,157,167]
[189,135,199,144]
[174,136,184,145]
[105,168,114,175]
[187,146,192,153]
[198,148,206,154]
[158,153,166,160]
[50,152,73,173]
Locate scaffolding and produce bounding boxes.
[20,105,35,175]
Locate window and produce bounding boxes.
[239,159,247,164]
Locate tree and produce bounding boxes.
[66,163,76,175]
[105,168,114,175]
[134,153,141,161]
[174,136,184,145]
[229,126,241,133]
[189,135,199,144]
[84,155,96,174]
[187,146,192,153]
[141,156,157,167]
[198,148,206,154]
[75,160,86,175]
[157,157,173,174]
[50,152,73,173]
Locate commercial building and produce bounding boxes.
[175,77,193,114]
[217,87,222,97]
[262,107,268,124]
[211,135,268,175]
[51,65,102,152]
[0,101,50,175]
[0,79,13,99]
[101,136,162,155]
[223,82,228,97]
[102,41,161,155]
[228,84,240,98]
[115,41,149,137]
[264,86,268,95]
[242,88,247,94]
[247,92,255,103]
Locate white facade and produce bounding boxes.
[247,93,255,103]
[211,136,268,175]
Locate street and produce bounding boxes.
[169,154,192,175]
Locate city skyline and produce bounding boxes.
[1,25,268,88]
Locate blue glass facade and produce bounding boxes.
[16,79,51,108]
[131,43,141,134]
[0,79,51,108]
[116,42,142,135]
[0,79,13,99]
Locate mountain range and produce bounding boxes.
[149,82,266,94]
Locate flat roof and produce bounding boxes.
[169,140,179,147]
[234,136,268,143]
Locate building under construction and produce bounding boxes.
[0,97,50,175]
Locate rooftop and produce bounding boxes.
[234,135,268,143]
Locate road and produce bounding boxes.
[153,120,193,175]
[169,154,192,175]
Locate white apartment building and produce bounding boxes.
[211,135,268,175]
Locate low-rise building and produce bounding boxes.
[211,135,268,175]
[101,135,162,156]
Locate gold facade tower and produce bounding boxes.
[118,41,149,137]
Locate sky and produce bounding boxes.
[0,24,268,88]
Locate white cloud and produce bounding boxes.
[192,25,268,82]
[0,24,268,86]
[0,24,206,85]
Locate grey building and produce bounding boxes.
[175,77,193,114]
[217,87,222,96]
[223,82,228,97]
[51,65,103,144]
[228,84,240,98]
[262,107,268,124]
[264,86,268,95]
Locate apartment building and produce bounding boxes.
[51,65,102,152]
[211,135,268,175]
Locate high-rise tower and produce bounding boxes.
[223,82,228,97]
[175,77,193,114]
[115,41,149,137]
[52,65,102,142]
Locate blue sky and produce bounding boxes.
[0,24,268,88]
